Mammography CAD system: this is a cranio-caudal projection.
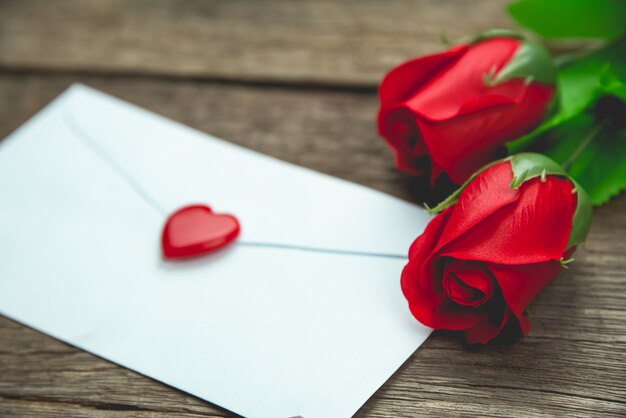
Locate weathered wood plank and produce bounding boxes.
[1,73,625,417]
[0,0,512,87]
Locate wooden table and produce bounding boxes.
[1,1,624,416]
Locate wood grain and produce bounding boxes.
[0,0,512,87]
[1,0,625,416]
[1,73,625,417]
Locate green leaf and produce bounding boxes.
[602,69,626,101]
[541,111,626,206]
[508,0,626,39]
[506,40,626,206]
[507,39,626,153]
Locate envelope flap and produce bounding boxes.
[62,85,430,256]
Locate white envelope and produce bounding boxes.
[0,85,431,418]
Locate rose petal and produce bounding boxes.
[408,209,451,259]
[402,209,490,330]
[429,158,445,185]
[464,303,512,344]
[414,82,554,183]
[380,106,429,175]
[401,208,452,297]
[443,260,497,307]
[378,44,469,108]
[378,44,469,175]
[486,260,565,334]
[455,93,520,116]
[441,176,576,265]
[435,162,519,253]
[406,286,490,331]
[404,38,522,122]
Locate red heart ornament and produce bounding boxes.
[162,205,240,260]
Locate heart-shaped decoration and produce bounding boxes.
[162,205,240,260]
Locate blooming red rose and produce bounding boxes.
[401,154,592,344]
[378,33,557,184]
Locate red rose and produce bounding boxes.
[377,33,557,184]
[401,154,592,344]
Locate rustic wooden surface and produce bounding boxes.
[0,1,625,417]
[0,0,512,86]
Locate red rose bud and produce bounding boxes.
[377,32,557,184]
[401,153,592,344]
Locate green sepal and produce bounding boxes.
[509,153,567,187]
[559,257,575,269]
[568,179,592,248]
[485,41,557,87]
[428,153,592,248]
